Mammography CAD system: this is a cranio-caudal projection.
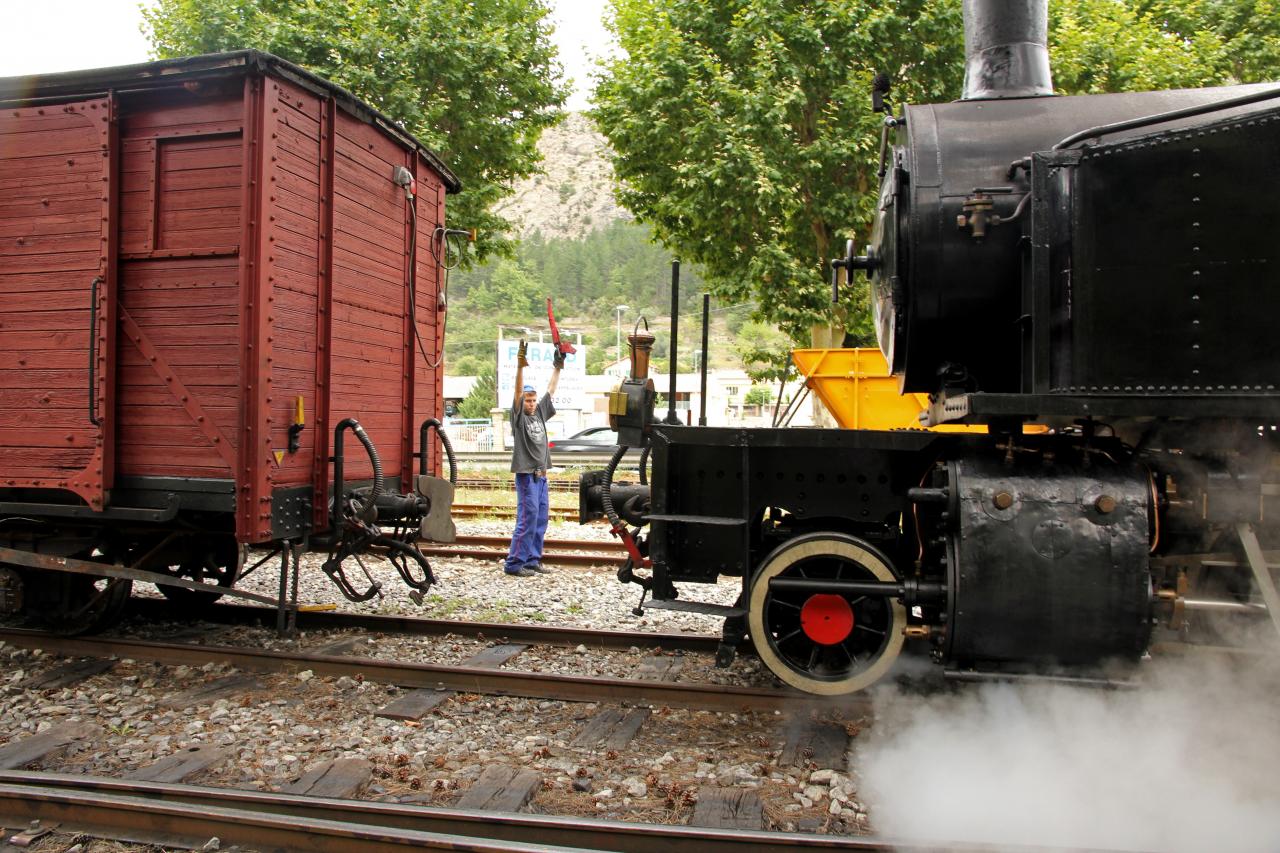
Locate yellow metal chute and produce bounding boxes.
[791,348,988,433]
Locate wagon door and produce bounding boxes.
[0,96,117,510]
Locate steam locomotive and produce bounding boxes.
[590,0,1280,694]
[0,52,459,634]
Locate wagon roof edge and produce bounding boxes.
[0,49,462,193]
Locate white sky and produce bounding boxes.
[0,0,611,110]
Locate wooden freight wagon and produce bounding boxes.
[0,51,461,632]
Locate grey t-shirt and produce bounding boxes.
[510,394,555,473]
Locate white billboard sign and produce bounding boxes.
[496,339,587,413]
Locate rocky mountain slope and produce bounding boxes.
[495,112,630,240]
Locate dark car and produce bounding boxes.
[549,426,619,452]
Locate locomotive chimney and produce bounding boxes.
[961,0,1054,100]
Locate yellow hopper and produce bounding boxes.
[791,348,986,433]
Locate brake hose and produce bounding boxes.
[600,445,628,530]
[333,418,383,525]
[420,418,457,484]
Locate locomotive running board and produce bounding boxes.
[944,669,1138,690]
[642,598,745,618]
[0,546,286,609]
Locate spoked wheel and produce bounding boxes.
[40,572,133,636]
[748,532,906,695]
[156,534,240,611]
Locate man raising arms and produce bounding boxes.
[504,340,563,577]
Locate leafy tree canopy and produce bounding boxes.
[446,219,718,375]
[593,0,1278,346]
[456,369,498,419]
[143,0,570,261]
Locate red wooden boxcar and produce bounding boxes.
[0,52,460,631]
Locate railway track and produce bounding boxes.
[457,451,625,467]
[0,627,845,714]
[0,771,899,852]
[455,477,583,493]
[452,503,580,522]
[128,598,727,654]
[424,534,627,568]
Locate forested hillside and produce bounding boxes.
[447,219,784,376]
[443,112,793,381]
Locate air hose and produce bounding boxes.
[333,418,383,525]
[419,418,457,484]
[600,445,628,531]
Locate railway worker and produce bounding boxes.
[504,339,564,577]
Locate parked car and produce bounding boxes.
[549,426,619,452]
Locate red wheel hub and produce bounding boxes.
[799,593,854,645]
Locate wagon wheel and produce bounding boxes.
[157,534,240,611]
[40,571,133,636]
[747,532,906,695]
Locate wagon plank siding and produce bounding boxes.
[413,162,446,475]
[0,97,113,506]
[260,78,322,491]
[3,55,451,543]
[115,90,244,485]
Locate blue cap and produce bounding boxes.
[522,384,536,394]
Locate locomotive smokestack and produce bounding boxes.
[961,0,1054,100]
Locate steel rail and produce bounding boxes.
[421,545,625,568]
[453,504,579,521]
[126,598,728,654]
[450,534,624,552]
[0,772,904,853]
[0,628,854,714]
[0,778,582,853]
[457,451,628,467]
[455,477,581,493]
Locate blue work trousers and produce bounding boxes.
[505,472,549,571]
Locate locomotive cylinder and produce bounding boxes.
[944,454,1153,669]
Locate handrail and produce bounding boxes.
[88,275,102,426]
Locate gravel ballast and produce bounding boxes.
[0,519,873,837]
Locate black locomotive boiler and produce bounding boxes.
[586,0,1280,695]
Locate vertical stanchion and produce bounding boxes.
[275,545,288,635]
[666,260,681,425]
[698,293,710,426]
[287,541,301,635]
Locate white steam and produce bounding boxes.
[855,655,1280,852]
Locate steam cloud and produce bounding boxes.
[855,654,1280,852]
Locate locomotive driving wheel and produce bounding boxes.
[748,532,906,695]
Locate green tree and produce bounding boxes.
[465,258,544,315]
[744,385,774,406]
[733,319,792,381]
[142,0,569,261]
[1049,0,1232,92]
[593,0,965,346]
[1135,0,1280,83]
[457,369,498,419]
[445,219,713,372]
[593,0,1275,349]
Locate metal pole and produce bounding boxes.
[698,293,710,426]
[665,260,681,425]
[287,541,300,635]
[772,352,793,428]
[615,305,629,364]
